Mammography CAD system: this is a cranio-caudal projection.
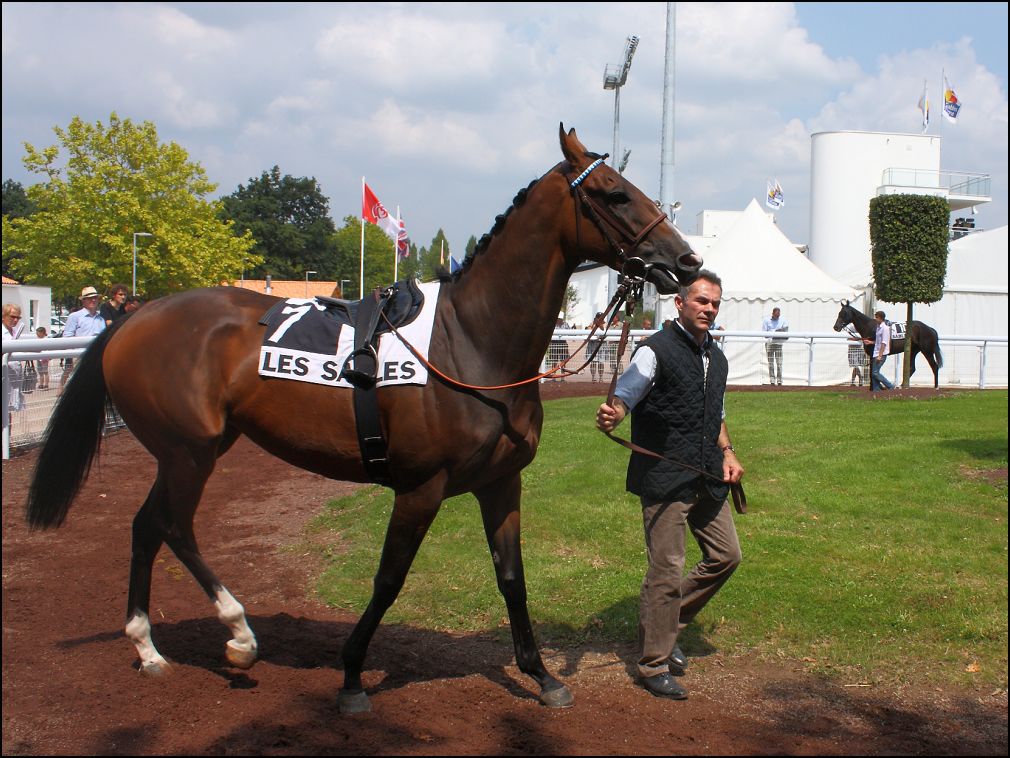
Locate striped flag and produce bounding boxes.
[917,80,930,132]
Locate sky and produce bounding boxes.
[3,2,1007,265]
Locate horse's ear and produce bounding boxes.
[841,299,849,306]
[559,123,587,165]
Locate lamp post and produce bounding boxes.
[304,270,317,297]
[132,232,152,295]
[602,35,639,170]
[340,279,351,298]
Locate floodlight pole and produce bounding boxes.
[132,232,152,295]
[305,270,317,297]
[603,35,639,171]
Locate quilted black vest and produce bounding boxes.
[627,323,729,503]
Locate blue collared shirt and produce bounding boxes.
[62,308,106,338]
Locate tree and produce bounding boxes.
[2,113,257,299]
[219,166,338,281]
[417,229,451,282]
[562,285,580,323]
[2,179,36,278]
[868,194,950,386]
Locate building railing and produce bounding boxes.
[880,168,991,198]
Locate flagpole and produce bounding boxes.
[394,206,401,282]
[360,177,366,299]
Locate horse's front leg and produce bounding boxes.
[339,475,445,714]
[475,473,574,708]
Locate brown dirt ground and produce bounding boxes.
[3,382,1007,755]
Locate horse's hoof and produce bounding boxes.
[225,640,258,670]
[540,684,574,708]
[139,659,172,678]
[338,688,372,714]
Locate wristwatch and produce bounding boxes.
[721,444,735,452]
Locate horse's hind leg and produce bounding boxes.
[126,441,257,675]
[475,472,573,708]
[339,475,446,713]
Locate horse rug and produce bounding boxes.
[257,280,440,388]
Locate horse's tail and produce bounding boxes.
[933,330,944,370]
[26,326,117,530]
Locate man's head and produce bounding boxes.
[2,302,22,331]
[675,269,722,343]
[108,283,128,303]
[874,310,886,324]
[772,307,781,320]
[79,286,101,313]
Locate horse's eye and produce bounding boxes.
[607,190,631,204]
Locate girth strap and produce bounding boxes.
[341,288,392,486]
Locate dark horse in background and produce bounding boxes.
[833,300,943,388]
[26,125,702,713]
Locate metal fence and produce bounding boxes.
[4,329,1007,458]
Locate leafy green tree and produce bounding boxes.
[2,179,37,277]
[2,113,257,299]
[868,194,950,386]
[219,166,338,281]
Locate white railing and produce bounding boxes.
[4,330,1007,459]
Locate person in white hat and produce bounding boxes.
[60,286,107,389]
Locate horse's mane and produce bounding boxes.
[438,179,539,283]
[439,151,605,283]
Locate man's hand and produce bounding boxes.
[722,449,744,484]
[596,399,626,432]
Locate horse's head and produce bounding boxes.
[832,300,852,332]
[558,124,702,294]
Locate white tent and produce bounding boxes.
[659,199,860,385]
[878,225,1008,387]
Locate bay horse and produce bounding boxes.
[832,300,943,387]
[25,125,702,713]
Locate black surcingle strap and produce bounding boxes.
[341,288,392,486]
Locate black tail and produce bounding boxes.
[26,327,116,529]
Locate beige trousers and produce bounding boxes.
[638,489,742,678]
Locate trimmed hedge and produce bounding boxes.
[869,194,949,303]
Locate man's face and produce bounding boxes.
[113,290,127,304]
[81,295,100,313]
[675,279,722,340]
[772,308,780,319]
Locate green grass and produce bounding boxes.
[310,390,1008,688]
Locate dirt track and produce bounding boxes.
[3,382,1007,755]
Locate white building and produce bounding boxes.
[1,275,53,334]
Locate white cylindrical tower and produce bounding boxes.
[808,131,942,287]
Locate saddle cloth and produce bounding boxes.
[257,280,440,388]
[889,322,906,341]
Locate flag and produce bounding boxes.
[917,80,930,132]
[396,218,410,259]
[943,75,960,123]
[449,256,461,275]
[765,179,784,210]
[362,182,402,241]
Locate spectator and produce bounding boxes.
[586,312,606,383]
[61,286,106,389]
[101,283,129,326]
[124,295,145,314]
[846,327,868,387]
[35,326,51,390]
[2,303,28,413]
[761,307,789,385]
[865,310,895,392]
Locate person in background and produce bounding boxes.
[124,295,145,314]
[35,326,51,390]
[101,283,129,326]
[865,310,895,392]
[61,286,107,389]
[2,303,28,414]
[846,327,868,387]
[761,307,788,385]
[595,270,744,702]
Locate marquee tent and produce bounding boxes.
[658,199,860,385]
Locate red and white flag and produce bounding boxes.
[362,182,402,242]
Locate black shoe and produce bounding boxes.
[641,673,688,700]
[669,646,689,675]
